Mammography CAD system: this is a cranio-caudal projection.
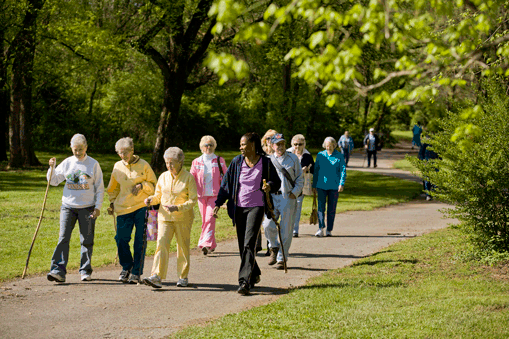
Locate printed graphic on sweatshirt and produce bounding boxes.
[66,170,92,190]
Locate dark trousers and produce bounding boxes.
[115,207,147,275]
[235,206,264,286]
[342,148,350,166]
[367,150,377,167]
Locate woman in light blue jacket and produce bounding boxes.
[312,137,347,237]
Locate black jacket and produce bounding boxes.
[215,155,281,226]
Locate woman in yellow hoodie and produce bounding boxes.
[106,137,157,284]
[143,147,197,288]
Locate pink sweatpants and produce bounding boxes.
[198,196,217,250]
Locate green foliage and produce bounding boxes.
[410,77,509,252]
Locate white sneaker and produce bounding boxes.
[143,274,162,288]
[176,278,188,287]
[81,273,92,281]
[315,229,324,237]
[325,231,332,237]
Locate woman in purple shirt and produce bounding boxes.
[213,132,281,295]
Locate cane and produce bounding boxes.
[22,166,54,279]
[107,206,119,265]
[263,179,287,273]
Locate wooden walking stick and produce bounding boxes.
[22,166,54,279]
[263,179,287,273]
[107,206,119,265]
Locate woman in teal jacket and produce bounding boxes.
[312,137,347,237]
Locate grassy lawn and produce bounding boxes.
[391,130,413,142]
[0,151,421,282]
[392,157,419,173]
[172,227,509,338]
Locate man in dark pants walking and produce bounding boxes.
[363,128,380,168]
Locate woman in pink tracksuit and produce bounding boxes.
[190,136,228,255]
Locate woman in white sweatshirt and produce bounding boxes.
[46,134,104,283]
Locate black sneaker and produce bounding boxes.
[128,274,141,284]
[119,269,130,283]
[237,283,250,295]
[250,275,261,288]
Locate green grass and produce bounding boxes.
[392,157,419,173]
[172,227,509,338]
[391,130,413,142]
[0,151,421,282]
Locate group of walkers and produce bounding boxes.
[44,128,386,295]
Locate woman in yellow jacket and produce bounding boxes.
[106,137,157,284]
[143,147,197,288]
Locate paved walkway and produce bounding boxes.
[0,144,454,339]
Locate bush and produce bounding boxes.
[411,78,509,253]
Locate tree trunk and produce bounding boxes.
[151,72,187,173]
[8,0,44,168]
[0,29,8,162]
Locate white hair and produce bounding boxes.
[199,135,217,153]
[115,137,134,153]
[291,134,306,148]
[163,147,185,163]
[322,136,337,149]
[70,134,87,147]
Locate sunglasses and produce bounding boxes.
[293,143,303,146]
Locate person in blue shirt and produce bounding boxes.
[312,137,347,237]
[412,122,423,149]
[338,131,354,167]
[418,135,439,201]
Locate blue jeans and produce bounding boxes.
[293,195,305,234]
[115,207,147,275]
[50,205,96,276]
[317,188,339,232]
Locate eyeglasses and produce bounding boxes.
[204,144,213,147]
[293,143,303,146]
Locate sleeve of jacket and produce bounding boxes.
[291,156,304,197]
[312,153,321,188]
[106,165,120,203]
[363,135,369,146]
[338,154,347,187]
[176,174,198,212]
[267,159,281,193]
[93,162,105,210]
[215,157,236,207]
[142,162,157,196]
[149,174,164,205]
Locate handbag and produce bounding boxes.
[145,205,159,241]
[309,194,318,225]
[302,169,313,196]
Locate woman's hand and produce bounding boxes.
[289,192,297,199]
[131,183,142,196]
[164,205,178,212]
[338,185,344,193]
[212,206,220,218]
[107,203,114,215]
[49,157,56,168]
[144,197,152,206]
[262,181,271,193]
[89,209,101,219]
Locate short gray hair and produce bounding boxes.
[70,134,87,147]
[115,137,134,153]
[322,136,337,149]
[291,134,306,148]
[199,135,217,152]
[163,147,185,163]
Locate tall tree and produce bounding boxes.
[8,0,44,167]
[130,0,218,171]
